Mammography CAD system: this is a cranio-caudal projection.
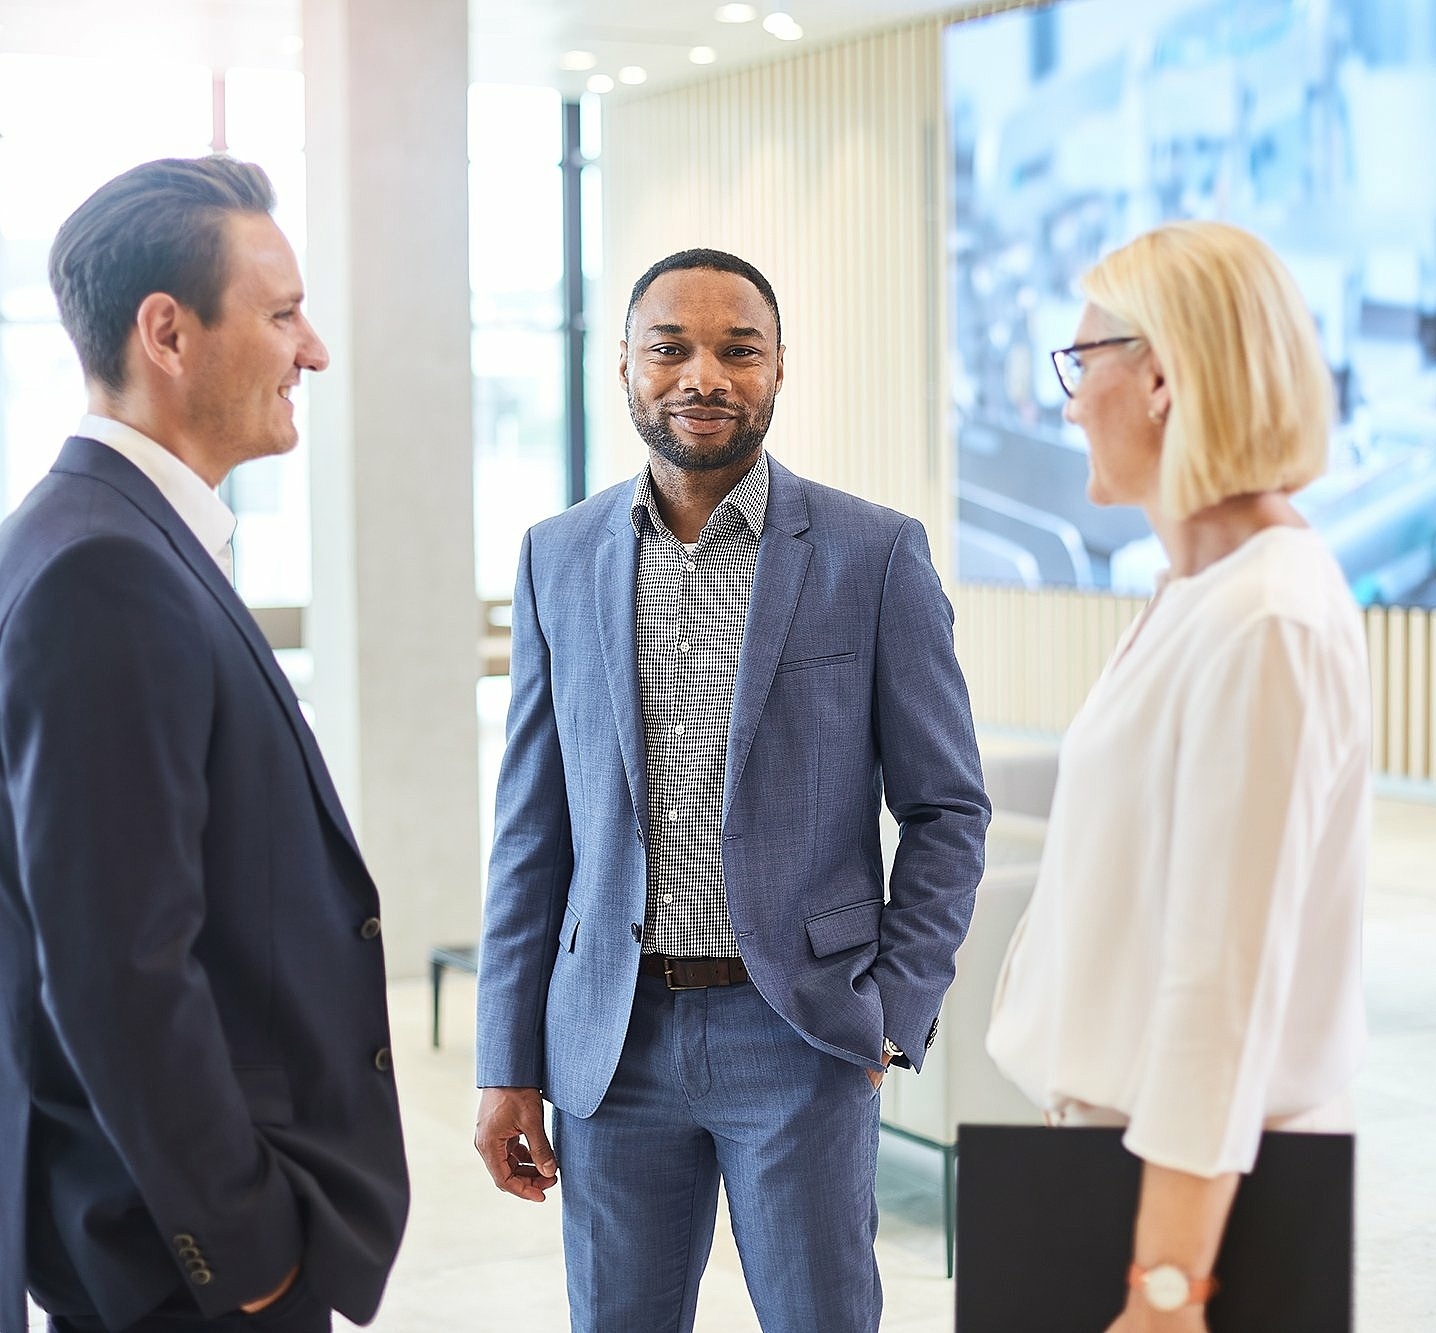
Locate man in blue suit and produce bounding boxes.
[0,158,407,1333]
[474,249,989,1330]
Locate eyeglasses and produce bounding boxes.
[1050,337,1142,398]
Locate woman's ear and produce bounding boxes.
[1148,355,1171,423]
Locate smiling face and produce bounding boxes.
[620,266,784,473]
[1062,303,1166,510]
[181,212,328,480]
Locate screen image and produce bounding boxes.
[946,0,1436,606]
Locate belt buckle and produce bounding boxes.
[662,957,703,990]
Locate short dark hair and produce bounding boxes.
[625,248,782,346]
[48,155,277,392]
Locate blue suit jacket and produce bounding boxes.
[476,456,989,1117]
[0,439,408,1333]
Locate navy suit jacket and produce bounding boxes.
[476,455,990,1117]
[0,439,408,1333]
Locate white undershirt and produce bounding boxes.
[986,527,1370,1177]
[77,414,237,582]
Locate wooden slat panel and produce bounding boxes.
[1367,608,1387,775]
[1409,609,1429,780]
[1386,607,1408,777]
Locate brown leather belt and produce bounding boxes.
[639,953,750,990]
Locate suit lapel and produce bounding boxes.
[723,458,811,821]
[53,438,367,862]
[595,492,648,833]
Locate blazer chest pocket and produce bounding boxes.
[805,899,882,958]
[233,1065,294,1127]
[774,650,856,675]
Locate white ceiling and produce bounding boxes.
[0,1,971,96]
[467,1,968,98]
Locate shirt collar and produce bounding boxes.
[630,451,770,543]
[77,414,237,575]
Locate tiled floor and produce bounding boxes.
[25,795,1436,1331]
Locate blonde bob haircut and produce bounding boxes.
[1080,220,1332,520]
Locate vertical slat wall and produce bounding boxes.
[598,16,951,556]
[1365,605,1436,783]
[954,586,1436,784]
[953,585,1146,732]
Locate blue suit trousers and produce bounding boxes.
[553,974,882,1332]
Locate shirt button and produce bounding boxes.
[679,641,690,653]
[373,1047,393,1073]
[674,724,685,735]
[663,893,674,904]
[685,560,696,572]
[360,917,381,940]
[668,809,679,822]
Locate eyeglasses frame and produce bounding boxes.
[1050,336,1142,398]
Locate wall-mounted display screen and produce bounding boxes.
[946,0,1436,606]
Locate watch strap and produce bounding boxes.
[1128,1262,1220,1309]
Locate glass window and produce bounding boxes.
[0,53,211,516]
[470,84,570,600]
[223,67,312,607]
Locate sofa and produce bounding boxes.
[878,738,1060,1274]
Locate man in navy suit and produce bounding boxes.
[0,158,408,1333]
[474,249,989,1330]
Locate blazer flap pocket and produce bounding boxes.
[805,899,883,958]
[557,904,580,952]
[775,650,856,675]
[233,1065,294,1127]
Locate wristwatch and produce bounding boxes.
[881,1037,904,1061]
[1128,1263,1219,1312]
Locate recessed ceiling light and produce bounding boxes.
[715,3,758,20]
[762,12,803,40]
[618,66,648,85]
[689,46,718,65]
[560,50,598,71]
[279,34,304,56]
[587,73,615,94]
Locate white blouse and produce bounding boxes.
[986,527,1370,1177]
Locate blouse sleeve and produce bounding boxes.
[1121,613,1347,1177]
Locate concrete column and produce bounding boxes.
[301,0,481,977]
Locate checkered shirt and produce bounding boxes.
[630,453,769,958]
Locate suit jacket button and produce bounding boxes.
[191,1269,213,1286]
[173,1233,195,1249]
[630,923,642,942]
[360,917,382,940]
[374,1046,393,1072]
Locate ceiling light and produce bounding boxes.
[715,3,758,20]
[560,50,598,71]
[618,66,648,85]
[689,46,718,65]
[762,11,803,40]
[586,73,615,94]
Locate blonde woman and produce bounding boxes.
[986,220,1370,1333]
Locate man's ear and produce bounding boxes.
[774,343,785,394]
[618,340,630,392]
[133,292,188,380]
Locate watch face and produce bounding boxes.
[1143,1265,1190,1312]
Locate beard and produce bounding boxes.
[628,388,774,472]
